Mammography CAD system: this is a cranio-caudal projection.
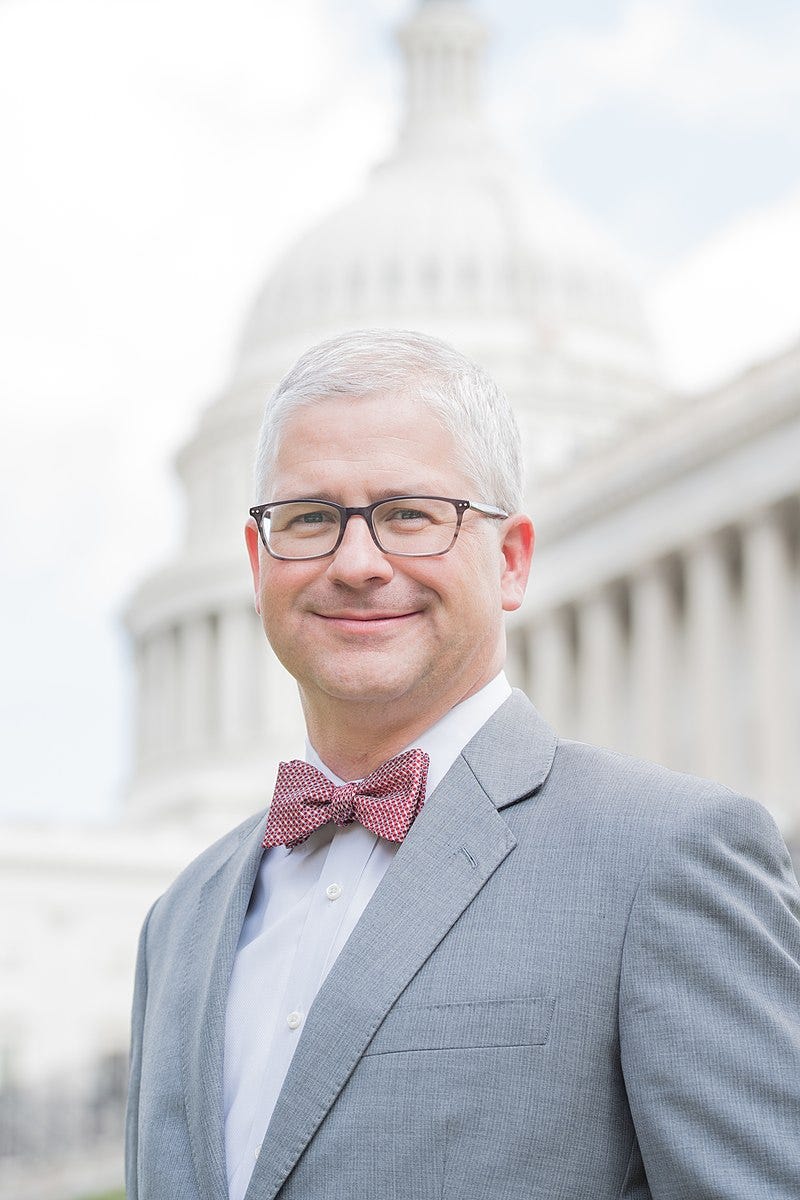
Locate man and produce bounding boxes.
[127,329,800,1200]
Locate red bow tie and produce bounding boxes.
[263,748,429,849]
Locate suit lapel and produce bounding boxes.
[247,691,558,1200]
[461,690,558,813]
[182,815,268,1200]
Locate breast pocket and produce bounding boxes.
[364,996,555,1055]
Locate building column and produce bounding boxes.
[256,620,304,753]
[576,585,625,749]
[135,638,158,767]
[527,607,573,735]
[145,628,178,762]
[177,615,213,751]
[217,606,255,749]
[742,507,796,823]
[629,560,674,765]
[683,532,731,781]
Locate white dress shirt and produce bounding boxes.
[223,673,511,1200]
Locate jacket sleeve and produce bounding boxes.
[125,901,157,1200]
[619,790,800,1198]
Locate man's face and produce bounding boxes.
[245,392,533,726]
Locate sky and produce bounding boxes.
[2,0,800,822]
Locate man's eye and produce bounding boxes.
[294,511,331,525]
[270,506,339,535]
[382,508,431,527]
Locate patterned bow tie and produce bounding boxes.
[263,748,429,849]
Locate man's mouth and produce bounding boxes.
[315,611,420,627]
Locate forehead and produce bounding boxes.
[271,392,472,496]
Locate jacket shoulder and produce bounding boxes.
[552,736,737,811]
[147,810,265,935]
[545,736,786,863]
[484,691,764,831]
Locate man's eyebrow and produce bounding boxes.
[272,487,447,503]
[267,490,339,502]
[370,487,445,500]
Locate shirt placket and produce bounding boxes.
[241,823,380,1170]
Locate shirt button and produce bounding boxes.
[326,882,343,901]
[286,1010,303,1031]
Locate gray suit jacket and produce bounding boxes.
[126,692,800,1199]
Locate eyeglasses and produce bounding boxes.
[249,495,509,560]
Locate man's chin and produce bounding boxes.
[312,667,425,708]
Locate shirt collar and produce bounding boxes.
[305,672,511,799]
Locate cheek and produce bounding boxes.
[457,538,503,597]
[258,570,298,633]
[259,565,331,638]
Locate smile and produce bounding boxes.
[315,612,420,632]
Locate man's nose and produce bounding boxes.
[325,515,394,586]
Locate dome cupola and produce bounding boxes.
[396,0,490,157]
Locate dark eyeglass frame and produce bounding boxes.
[248,495,509,560]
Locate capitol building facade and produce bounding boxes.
[2,0,799,1191]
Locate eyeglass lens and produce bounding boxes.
[262,498,461,558]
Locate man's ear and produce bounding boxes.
[499,514,534,613]
[245,522,263,615]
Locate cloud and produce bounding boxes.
[0,0,391,419]
[648,184,800,389]
[494,0,800,143]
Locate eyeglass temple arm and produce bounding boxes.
[469,501,509,519]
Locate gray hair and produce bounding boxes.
[253,328,524,512]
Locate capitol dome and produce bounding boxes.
[236,151,654,434]
[125,0,663,827]
[231,0,659,474]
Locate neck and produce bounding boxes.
[300,680,491,781]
